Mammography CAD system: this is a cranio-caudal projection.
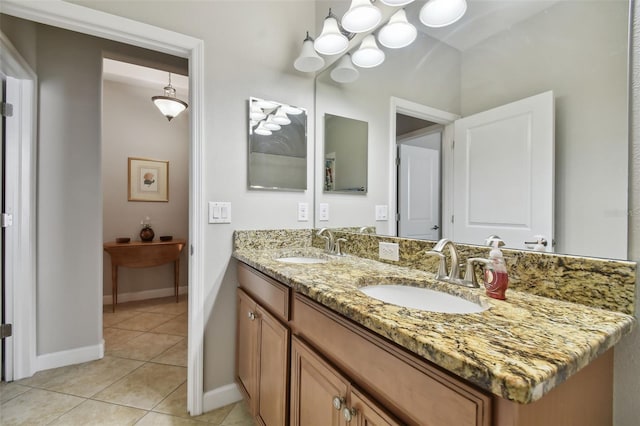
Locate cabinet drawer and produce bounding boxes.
[292,293,491,426]
[237,262,290,321]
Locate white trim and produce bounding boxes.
[102,286,189,306]
[202,383,243,413]
[389,97,459,237]
[36,342,105,372]
[1,0,205,416]
[0,32,38,381]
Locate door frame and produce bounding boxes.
[0,33,37,383]
[0,0,206,416]
[388,97,459,238]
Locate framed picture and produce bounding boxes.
[128,157,169,202]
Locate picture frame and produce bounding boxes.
[128,157,169,202]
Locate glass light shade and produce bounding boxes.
[254,121,272,136]
[380,0,415,5]
[282,104,303,115]
[330,54,359,83]
[341,0,381,34]
[420,0,467,28]
[314,15,349,55]
[263,115,281,131]
[254,99,279,109]
[378,9,417,49]
[294,35,325,72]
[250,106,266,121]
[352,35,385,68]
[152,96,188,121]
[272,108,291,125]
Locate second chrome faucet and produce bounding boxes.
[317,228,347,256]
[426,238,488,288]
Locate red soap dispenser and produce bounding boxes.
[484,241,509,300]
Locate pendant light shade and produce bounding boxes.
[151,73,188,121]
[341,0,381,34]
[420,0,467,28]
[314,9,349,55]
[272,107,291,125]
[378,9,417,49]
[282,104,303,115]
[380,0,415,5]
[352,35,385,68]
[263,115,281,131]
[330,53,359,83]
[294,32,325,72]
[250,105,266,121]
[254,121,272,136]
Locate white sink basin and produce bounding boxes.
[359,285,487,314]
[276,256,328,264]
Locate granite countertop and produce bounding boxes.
[233,246,636,404]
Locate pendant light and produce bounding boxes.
[420,0,467,28]
[151,72,188,121]
[378,9,417,49]
[263,115,281,131]
[254,121,272,136]
[250,105,266,121]
[272,107,291,125]
[380,0,415,5]
[352,35,385,68]
[330,53,359,83]
[341,0,381,34]
[294,32,325,72]
[314,9,349,55]
[282,104,304,115]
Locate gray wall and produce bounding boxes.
[102,79,189,297]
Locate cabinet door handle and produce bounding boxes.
[247,311,256,321]
[332,396,345,410]
[342,407,357,422]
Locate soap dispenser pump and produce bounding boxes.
[484,241,509,300]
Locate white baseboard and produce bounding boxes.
[36,341,104,372]
[202,383,243,413]
[103,286,189,305]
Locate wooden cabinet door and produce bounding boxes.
[350,389,401,426]
[236,289,258,414]
[256,305,290,426]
[291,336,349,426]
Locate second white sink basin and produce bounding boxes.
[276,256,328,264]
[360,285,487,314]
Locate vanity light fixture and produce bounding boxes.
[352,34,385,68]
[314,9,350,55]
[254,121,272,136]
[330,53,360,83]
[341,0,382,34]
[272,107,292,125]
[378,9,417,49]
[420,0,468,28]
[380,0,415,6]
[294,32,325,72]
[151,72,188,121]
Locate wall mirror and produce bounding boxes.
[314,0,630,259]
[248,96,307,191]
[324,113,368,193]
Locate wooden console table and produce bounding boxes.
[103,238,186,312]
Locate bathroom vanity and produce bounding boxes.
[233,230,635,426]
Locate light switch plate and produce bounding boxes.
[379,242,399,261]
[319,203,329,221]
[375,205,388,221]
[209,201,231,224]
[298,202,309,222]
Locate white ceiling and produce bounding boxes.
[102,58,189,95]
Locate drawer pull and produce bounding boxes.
[332,396,345,410]
[248,311,257,321]
[342,407,357,422]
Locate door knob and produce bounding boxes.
[431,225,440,230]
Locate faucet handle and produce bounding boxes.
[463,258,491,288]
[334,238,347,256]
[425,251,447,280]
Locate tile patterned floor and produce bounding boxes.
[0,296,254,425]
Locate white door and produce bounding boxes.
[452,91,554,250]
[398,142,440,240]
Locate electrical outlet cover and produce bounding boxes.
[379,242,399,261]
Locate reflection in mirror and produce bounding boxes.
[324,113,368,193]
[314,0,630,259]
[248,97,307,191]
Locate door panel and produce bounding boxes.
[398,143,441,240]
[236,289,258,414]
[1,75,5,380]
[453,91,554,250]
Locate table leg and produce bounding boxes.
[174,259,180,303]
[112,265,118,313]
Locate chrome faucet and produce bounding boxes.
[426,238,481,288]
[317,228,335,254]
